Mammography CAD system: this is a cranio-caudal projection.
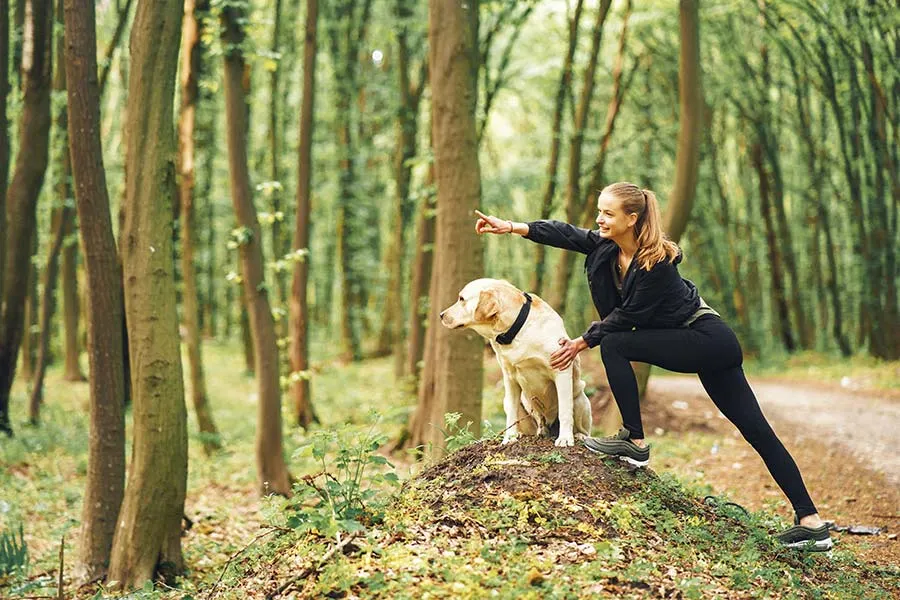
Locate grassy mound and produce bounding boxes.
[231,436,896,599]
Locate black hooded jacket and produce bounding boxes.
[524,220,701,348]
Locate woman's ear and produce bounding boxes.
[475,289,499,322]
[627,212,639,228]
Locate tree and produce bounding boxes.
[28,0,74,423]
[106,0,187,587]
[0,0,53,436]
[63,0,125,582]
[178,0,220,453]
[407,0,484,453]
[222,0,292,496]
[290,0,320,428]
[0,0,10,304]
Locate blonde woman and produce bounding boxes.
[475,181,831,551]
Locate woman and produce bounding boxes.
[474,181,832,551]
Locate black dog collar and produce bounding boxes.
[495,293,532,345]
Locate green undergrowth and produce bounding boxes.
[742,351,900,393]
[227,437,897,600]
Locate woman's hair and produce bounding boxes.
[601,181,679,270]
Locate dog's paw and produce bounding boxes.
[574,433,589,441]
[502,433,520,445]
[554,434,575,447]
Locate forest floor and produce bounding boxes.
[0,343,897,598]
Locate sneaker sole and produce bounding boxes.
[585,444,649,467]
[782,538,833,551]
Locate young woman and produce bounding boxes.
[474,181,832,551]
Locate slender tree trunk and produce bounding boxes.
[290,0,319,429]
[532,0,584,295]
[268,0,286,312]
[662,0,703,242]
[548,0,611,313]
[0,0,53,436]
[239,279,255,373]
[28,0,71,423]
[107,0,187,588]
[404,160,435,389]
[179,0,220,452]
[61,210,84,380]
[408,0,484,454]
[376,0,424,373]
[222,3,292,496]
[63,0,125,583]
[20,240,38,380]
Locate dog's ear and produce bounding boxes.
[475,289,499,322]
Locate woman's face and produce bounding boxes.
[595,192,637,239]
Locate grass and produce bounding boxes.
[0,342,897,598]
[742,351,900,393]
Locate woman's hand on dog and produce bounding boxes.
[475,209,513,235]
[550,336,588,370]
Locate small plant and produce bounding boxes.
[0,521,29,578]
[441,412,479,453]
[288,419,399,538]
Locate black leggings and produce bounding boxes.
[599,315,817,519]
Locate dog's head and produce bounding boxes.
[440,278,520,331]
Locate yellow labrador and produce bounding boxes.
[440,278,592,447]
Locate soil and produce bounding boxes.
[637,374,900,567]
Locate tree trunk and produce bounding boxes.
[0,0,53,436]
[28,0,71,423]
[376,0,424,374]
[222,3,292,496]
[107,0,187,588]
[20,239,39,380]
[0,0,10,305]
[548,0,612,314]
[179,0,220,453]
[290,0,319,429]
[61,209,85,380]
[407,0,484,455]
[404,160,435,389]
[267,0,286,312]
[532,0,584,295]
[63,0,126,583]
[662,0,703,242]
[239,278,254,373]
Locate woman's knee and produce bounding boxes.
[599,332,628,361]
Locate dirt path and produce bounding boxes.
[650,375,900,487]
[641,375,900,566]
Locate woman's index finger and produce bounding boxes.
[474,209,488,219]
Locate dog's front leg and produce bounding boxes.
[500,365,523,445]
[554,368,575,447]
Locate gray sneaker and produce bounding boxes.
[775,520,833,552]
[584,428,650,467]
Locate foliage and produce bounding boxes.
[0,522,28,578]
[286,418,400,538]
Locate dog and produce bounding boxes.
[440,278,592,447]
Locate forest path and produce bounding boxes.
[648,375,900,487]
[645,374,900,566]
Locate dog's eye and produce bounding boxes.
[459,295,464,302]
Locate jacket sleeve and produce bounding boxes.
[523,220,599,255]
[581,264,669,348]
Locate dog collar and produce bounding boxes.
[495,293,532,345]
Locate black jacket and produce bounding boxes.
[525,220,701,348]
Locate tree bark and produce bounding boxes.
[376,0,425,374]
[662,0,703,242]
[63,0,126,583]
[222,2,292,496]
[179,0,220,452]
[107,0,187,588]
[404,159,435,389]
[0,0,53,436]
[267,0,286,311]
[290,0,319,429]
[61,208,85,380]
[407,0,484,454]
[0,0,9,305]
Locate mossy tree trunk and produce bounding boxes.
[106,0,187,588]
[63,0,126,583]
